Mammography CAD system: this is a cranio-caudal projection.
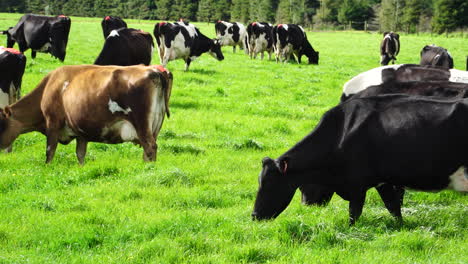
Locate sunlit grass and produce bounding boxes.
[0,13,467,263]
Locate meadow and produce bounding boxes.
[0,13,467,263]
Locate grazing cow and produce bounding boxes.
[246,22,273,60]
[252,94,468,225]
[101,16,127,39]
[1,14,71,61]
[380,32,400,65]
[0,64,172,164]
[341,64,468,101]
[215,21,248,53]
[94,28,154,66]
[420,45,453,69]
[0,47,26,152]
[272,24,319,64]
[154,21,224,71]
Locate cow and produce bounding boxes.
[252,94,468,225]
[246,22,273,60]
[420,45,453,69]
[0,47,26,152]
[101,16,127,39]
[0,64,172,164]
[153,21,224,71]
[94,28,154,66]
[1,14,71,61]
[272,24,319,64]
[214,21,248,53]
[380,32,400,66]
[341,64,468,102]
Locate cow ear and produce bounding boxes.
[262,157,274,166]
[279,157,289,175]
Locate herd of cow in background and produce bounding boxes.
[0,14,468,226]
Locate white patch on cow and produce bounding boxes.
[165,32,192,63]
[282,24,289,31]
[257,23,265,28]
[149,86,166,137]
[59,124,76,142]
[108,30,120,38]
[449,69,468,83]
[299,25,305,33]
[0,89,9,108]
[177,22,197,38]
[447,167,468,192]
[108,99,132,114]
[434,54,440,61]
[342,65,403,96]
[62,81,69,92]
[0,47,6,55]
[120,121,138,141]
[37,42,51,52]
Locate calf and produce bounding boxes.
[94,28,154,66]
[154,21,224,71]
[420,45,453,69]
[246,22,273,60]
[101,16,127,39]
[272,24,319,64]
[215,21,248,53]
[0,47,26,152]
[380,32,400,65]
[253,94,468,225]
[0,65,172,164]
[1,14,71,61]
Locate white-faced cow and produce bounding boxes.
[153,21,224,71]
[94,28,154,66]
[1,14,71,61]
[101,16,127,39]
[246,22,273,60]
[253,94,468,225]
[272,24,319,64]
[420,44,453,69]
[380,32,400,65]
[0,47,26,152]
[214,20,248,53]
[0,64,172,164]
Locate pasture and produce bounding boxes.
[0,13,467,263]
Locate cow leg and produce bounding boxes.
[185,58,191,71]
[348,191,366,225]
[299,184,335,206]
[260,51,264,60]
[233,46,236,53]
[134,122,157,161]
[31,50,37,59]
[45,128,59,164]
[76,138,88,165]
[376,184,404,222]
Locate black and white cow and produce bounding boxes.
[253,94,468,225]
[215,21,248,53]
[154,21,224,71]
[101,16,127,39]
[1,14,71,61]
[341,64,468,101]
[0,47,26,152]
[246,22,273,60]
[94,28,154,66]
[420,45,453,69]
[380,32,400,66]
[272,24,319,64]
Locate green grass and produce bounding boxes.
[0,13,467,263]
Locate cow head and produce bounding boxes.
[49,16,71,61]
[308,51,319,64]
[1,27,15,48]
[210,39,224,61]
[252,157,297,220]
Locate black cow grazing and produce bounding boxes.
[1,14,71,61]
[272,24,319,64]
[0,47,26,152]
[154,21,224,71]
[420,45,453,69]
[94,28,154,66]
[253,94,468,225]
[246,22,273,60]
[380,32,400,65]
[101,16,127,39]
[341,64,468,102]
[215,21,248,53]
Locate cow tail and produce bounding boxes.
[163,71,173,118]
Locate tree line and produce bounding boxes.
[0,0,466,34]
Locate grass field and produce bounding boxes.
[0,13,467,263]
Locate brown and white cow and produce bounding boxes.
[0,64,173,164]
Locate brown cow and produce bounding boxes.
[0,64,173,164]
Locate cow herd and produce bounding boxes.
[0,14,467,226]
